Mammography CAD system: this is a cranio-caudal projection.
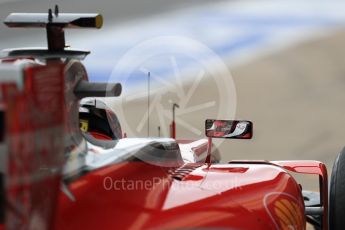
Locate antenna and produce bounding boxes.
[54,5,59,17]
[48,8,53,22]
[171,103,179,138]
[147,72,150,137]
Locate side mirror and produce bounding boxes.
[205,119,253,139]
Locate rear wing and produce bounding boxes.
[3,5,103,51]
[2,6,121,99]
[4,13,103,29]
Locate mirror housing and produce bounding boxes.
[205,119,253,139]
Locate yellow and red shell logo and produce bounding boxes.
[264,192,305,230]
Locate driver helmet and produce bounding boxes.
[79,98,122,140]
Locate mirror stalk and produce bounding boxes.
[205,137,212,164]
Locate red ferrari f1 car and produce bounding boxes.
[0,7,344,230]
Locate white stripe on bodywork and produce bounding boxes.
[0,63,24,90]
[178,139,208,163]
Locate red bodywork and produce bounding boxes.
[53,159,327,230]
[0,63,328,229]
[0,63,65,230]
[0,50,328,230]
